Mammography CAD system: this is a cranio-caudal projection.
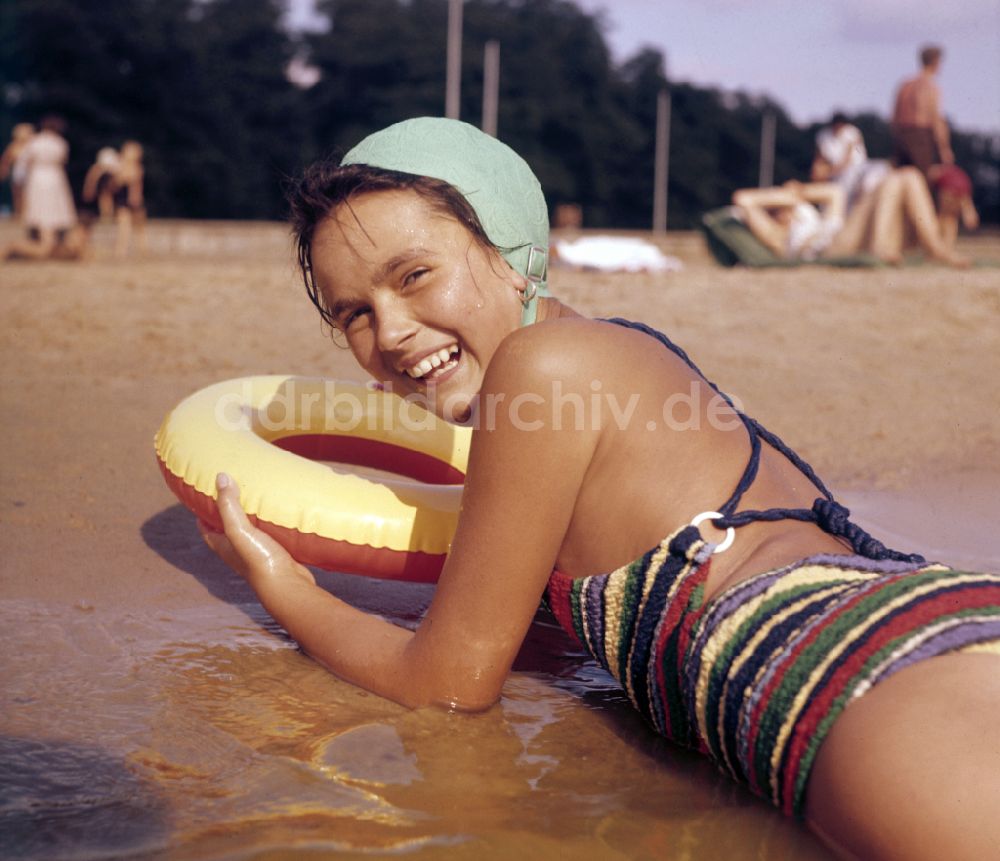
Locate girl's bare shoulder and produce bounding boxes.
[487,315,677,393]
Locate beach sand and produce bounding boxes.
[1,219,998,859]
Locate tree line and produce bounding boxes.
[3,0,997,227]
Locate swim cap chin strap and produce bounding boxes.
[341,117,550,328]
[520,244,547,325]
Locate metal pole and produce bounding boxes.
[653,88,671,233]
[445,0,463,119]
[482,40,500,136]
[759,110,776,187]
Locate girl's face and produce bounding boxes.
[310,189,525,423]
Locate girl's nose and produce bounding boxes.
[373,297,419,355]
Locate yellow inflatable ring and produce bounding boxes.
[154,376,471,582]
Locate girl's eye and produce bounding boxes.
[403,268,429,287]
[343,307,371,329]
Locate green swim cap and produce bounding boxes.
[342,117,549,325]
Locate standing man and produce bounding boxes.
[891,45,954,183]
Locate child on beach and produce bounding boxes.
[80,147,121,224]
[200,118,1000,860]
[0,123,35,219]
[111,140,146,258]
[928,163,980,252]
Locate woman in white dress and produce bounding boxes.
[3,115,81,260]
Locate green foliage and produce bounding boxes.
[2,0,996,224]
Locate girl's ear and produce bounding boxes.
[480,243,521,287]
[497,249,530,291]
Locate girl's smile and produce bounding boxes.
[309,189,524,422]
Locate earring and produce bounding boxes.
[515,280,538,307]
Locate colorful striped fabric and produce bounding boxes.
[545,528,1000,818]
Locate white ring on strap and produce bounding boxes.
[690,510,736,554]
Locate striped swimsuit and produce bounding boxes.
[544,319,1000,818]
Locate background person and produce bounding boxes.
[1,115,81,261]
[811,112,889,211]
[0,123,35,219]
[733,170,966,267]
[734,180,845,261]
[891,45,954,182]
[81,147,121,222]
[112,140,146,258]
[76,146,122,258]
[928,163,980,252]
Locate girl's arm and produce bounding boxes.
[203,320,607,710]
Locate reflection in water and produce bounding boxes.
[0,597,834,860]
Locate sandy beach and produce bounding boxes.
[1,218,998,859]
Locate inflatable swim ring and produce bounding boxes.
[154,376,471,582]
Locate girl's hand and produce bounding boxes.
[198,473,316,590]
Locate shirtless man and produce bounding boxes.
[891,45,953,182]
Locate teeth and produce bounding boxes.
[406,346,459,379]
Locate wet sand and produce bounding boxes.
[1,219,998,859]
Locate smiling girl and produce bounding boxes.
[200,118,1000,859]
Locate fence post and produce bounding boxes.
[759,109,776,187]
[482,40,499,136]
[445,0,463,119]
[653,88,671,232]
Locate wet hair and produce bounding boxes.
[920,45,942,68]
[288,160,496,329]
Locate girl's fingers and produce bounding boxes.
[196,517,222,535]
[214,473,251,531]
[212,473,267,559]
[197,515,242,568]
[213,473,290,568]
[200,474,316,588]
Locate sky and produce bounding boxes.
[286,0,1000,134]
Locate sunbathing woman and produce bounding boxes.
[733,168,967,267]
[201,118,1000,860]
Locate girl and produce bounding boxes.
[201,118,1000,859]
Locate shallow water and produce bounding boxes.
[0,587,834,860]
